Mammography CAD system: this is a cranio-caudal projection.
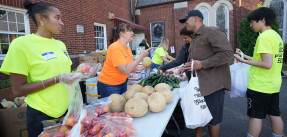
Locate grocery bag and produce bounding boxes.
[178,61,213,129]
[62,79,83,127]
[230,53,251,98]
[85,77,100,104]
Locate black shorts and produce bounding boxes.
[204,89,225,126]
[246,89,281,119]
[26,105,67,137]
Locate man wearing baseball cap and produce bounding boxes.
[180,10,234,137]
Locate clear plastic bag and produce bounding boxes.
[76,63,102,78]
[84,100,112,116]
[38,124,71,137]
[62,79,83,128]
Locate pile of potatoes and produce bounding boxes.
[1,96,26,109]
[108,83,173,118]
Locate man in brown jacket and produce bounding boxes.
[179,10,234,137]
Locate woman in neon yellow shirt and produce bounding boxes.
[0,1,78,136]
[151,37,176,69]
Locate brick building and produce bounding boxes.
[0,0,287,80]
[135,0,287,56]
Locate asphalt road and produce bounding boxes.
[164,77,287,137]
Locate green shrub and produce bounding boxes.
[0,79,11,89]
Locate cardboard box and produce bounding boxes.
[90,51,102,57]
[0,88,28,137]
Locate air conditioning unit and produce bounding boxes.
[76,25,84,34]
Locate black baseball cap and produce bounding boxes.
[179,10,204,23]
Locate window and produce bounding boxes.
[94,23,107,50]
[216,4,229,40]
[270,0,287,43]
[150,22,165,47]
[198,6,209,26]
[0,5,30,59]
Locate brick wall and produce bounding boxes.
[137,0,262,57]
[0,0,264,82]
[0,0,133,81]
[1,0,133,55]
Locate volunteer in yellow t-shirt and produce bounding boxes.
[151,37,176,69]
[97,23,151,98]
[0,1,78,136]
[234,7,284,137]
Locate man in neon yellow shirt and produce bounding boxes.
[235,7,284,137]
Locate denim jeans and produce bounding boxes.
[151,63,160,69]
[97,80,127,98]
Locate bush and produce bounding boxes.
[237,11,280,56]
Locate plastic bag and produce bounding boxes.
[76,63,102,79]
[62,79,83,128]
[178,61,213,129]
[230,55,251,98]
[39,124,71,137]
[84,100,112,116]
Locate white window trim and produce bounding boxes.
[0,4,30,60]
[211,0,233,26]
[94,22,107,50]
[264,0,287,43]
[215,4,230,40]
[195,3,212,26]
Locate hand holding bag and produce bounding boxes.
[178,61,213,129]
[230,52,251,98]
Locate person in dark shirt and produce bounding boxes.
[139,38,150,49]
[159,27,193,80]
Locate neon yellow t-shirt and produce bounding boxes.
[0,34,72,118]
[152,47,167,65]
[248,30,283,93]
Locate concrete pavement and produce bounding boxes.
[164,77,287,137]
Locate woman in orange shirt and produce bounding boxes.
[97,23,151,98]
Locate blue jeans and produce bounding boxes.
[151,63,160,69]
[97,80,127,98]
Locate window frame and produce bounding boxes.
[198,6,210,26]
[0,5,30,60]
[150,21,165,47]
[94,22,107,50]
[215,4,230,40]
[265,0,287,43]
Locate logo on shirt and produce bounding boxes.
[63,51,68,57]
[275,43,283,63]
[42,52,57,61]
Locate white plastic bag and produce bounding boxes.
[230,53,251,98]
[178,61,213,129]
